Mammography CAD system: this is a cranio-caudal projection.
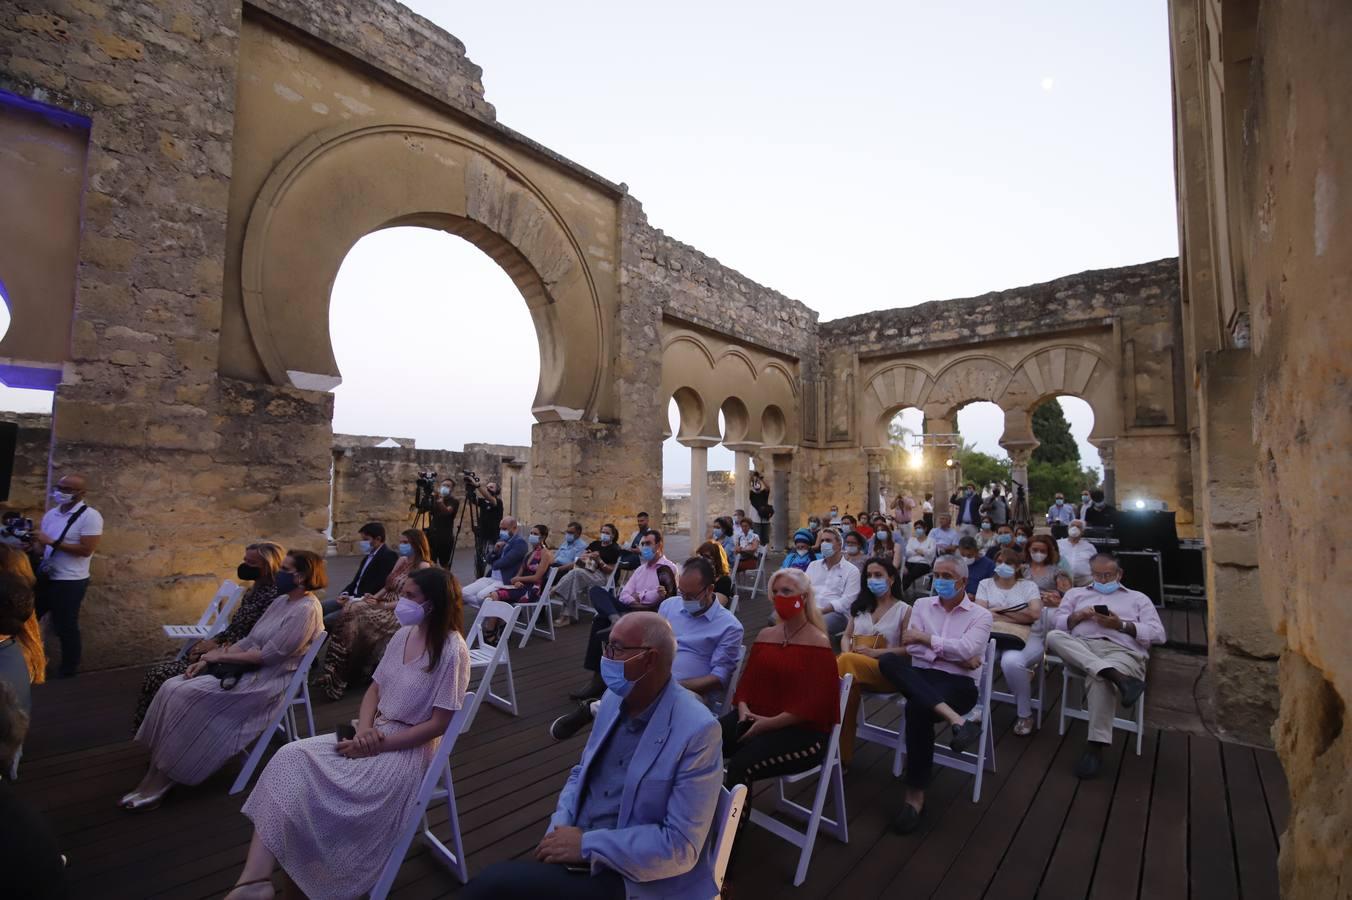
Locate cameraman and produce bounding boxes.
[472,479,504,578]
[427,478,459,567]
[31,473,103,679]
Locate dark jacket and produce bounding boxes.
[950,492,983,526]
[343,544,398,597]
[485,533,529,580]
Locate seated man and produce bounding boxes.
[551,556,744,739]
[1057,520,1097,587]
[552,521,588,572]
[462,517,528,607]
[1046,553,1165,779]
[956,535,996,597]
[617,511,651,570]
[1083,489,1118,529]
[570,530,678,700]
[928,512,961,557]
[878,555,991,833]
[327,522,397,625]
[984,524,1016,559]
[466,613,724,900]
[805,527,861,646]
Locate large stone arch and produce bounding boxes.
[238,122,609,422]
[861,362,936,448]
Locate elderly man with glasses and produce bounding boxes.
[467,612,724,900]
[1046,553,1166,779]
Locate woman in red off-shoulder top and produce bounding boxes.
[721,567,841,791]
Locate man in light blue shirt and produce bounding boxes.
[552,521,588,570]
[1046,492,1076,539]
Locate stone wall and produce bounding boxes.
[1240,2,1352,894]
[662,471,735,533]
[0,412,52,518]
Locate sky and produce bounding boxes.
[2,2,1179,487]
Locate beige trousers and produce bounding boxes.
[1046,632,1147,743]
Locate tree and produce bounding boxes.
[1028,459,1102,517]
[1031,400,1079,466]
[956,447,1011,491]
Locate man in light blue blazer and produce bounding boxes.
[465,612,725,899]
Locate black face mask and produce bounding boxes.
[237,563,262,582]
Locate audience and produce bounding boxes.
[721,568,839,794]
[551,522,588,572]
[956,535,996,597]
[836,559,910,768]
[714,516,737,563]
[842,529,868,572]
[124,550,326,810]
[805,527,862,647]
[878,554,991,834]
[462,516,527,606]
[1083,489,1118,529]
[869,522,897,565]
[134,542,284,730]
[732,516,761,573]
[228,568,470,900]
[1047,553,1165,779]
[1058,520,1097,587]
[316,529,434,701]
[981,485,1009,526]
[983,524,1015,559]
[783,528,817,571]
[552,523,621,627]
[977,519,997,552]
[0,570,36,717]
[467,612,723,900]
[900,521,936,591]
[331,523,397,621]
[495,524,554,603]
[929,512,960,557]
[0,681,67,899]
[619,511,652,569]
[950,482,983,537]
[978,550,1045,736]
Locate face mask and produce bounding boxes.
[997,534,1012,545]
[528,533,541,546]
[794,544,810,555]
[876,530,889,541]
[773,593,804,621]
[932,577,959,600]
[1068,527,1082,539]
[274,570,299,593]
[867,577,889,596]
[966,488,974,496]
[600,533,613,544]
[846,545,861,556]
[981,523,992,531]
[1081,495,1090,504]
[358,540,373,555]
[995,563,1016,579]
[640,545,655,562]
[237,563,262,581]
[1015,535,1027,546]
[499,529,510,541]
[712,528,722,540]
[1030,551,1048,563]
[440,486,451,497]
[397,542,413,557]
[566,534,578,544]
[682,594,708,615]
[394,597,427,626]
[821,541,835,556]
[1055,498,1065,506]
[600,652,647,698]
[1092,580,1121,594]
[53,490,74,504]
[913,529,925,538]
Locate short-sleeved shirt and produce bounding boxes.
[40,503,104,581]
[587,540,622,568]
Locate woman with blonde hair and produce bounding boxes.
[719,567,839,792]
[0,546,44,687]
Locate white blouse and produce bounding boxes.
[851,601,907,648]
[975,577,1040,612]
[905,536,936,564]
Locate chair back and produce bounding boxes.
[975,638,997,709]
[416,691,476,805]
[204,580,246,635]
[711,783,749,890]
[720,644,748,716]
[469,599,520,645]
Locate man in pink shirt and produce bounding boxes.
[878,554,993,834]
[1047,552,1165,779]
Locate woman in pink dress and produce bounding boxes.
[226,566,471,900]
[121,550,326,810]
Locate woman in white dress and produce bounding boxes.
[976,549,1045,736]
[898,522,936,591]
[836,559,911,768]
[226,567,471,899]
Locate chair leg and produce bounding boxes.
[301,682,316,737]
[1058,667,1070,736]
[1035,661,1047,730]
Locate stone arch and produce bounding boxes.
[666,387,707,442]
[1001,344,1120,440]
[716,347,758,382]
[719,396,751,445]
[861,363,935,449]
[239,122,608,421]
[927,354,1016,420]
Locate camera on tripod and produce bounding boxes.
[412,469,438,514]
[462,469,481,493]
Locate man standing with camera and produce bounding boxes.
[31,473,103,679]
[428,477,459,567]
[471,477,504,578]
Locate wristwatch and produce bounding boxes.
[1118,620,1130,633]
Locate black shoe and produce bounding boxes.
[1116,676,1145,709]
[949,719,981,754]
[1073,749,1103,780]
[549,702,596,741]
[890,803,922,834]
[569,677,605,701]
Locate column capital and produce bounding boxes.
[1000,439,1038,466]
[677,436,721,450]
[762,445,797,456]
[723,441,763,454]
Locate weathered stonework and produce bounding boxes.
[0,412,53,517]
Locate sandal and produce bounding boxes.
[224,877,276,900]
[1014,716,1034,736]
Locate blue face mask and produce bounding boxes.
[640,545,655,562]
[1014,535,1027,545]
[914,529,925,538]
[820,541,835,556]
[600,532,613,544]
[867,577,889,596]
[599,653,646,698]
[997,534,1012,545]
[1092,580,1121,594]
[995,563,1016,578]
[932,577,959,600]
[565,534,577,544]
[358,540,372,555]
[528,533,540,546]
[274,570,298,593]
[712,528,723,540]
[397,542,413,557]
[499,529,510,541]
[1055,498,1065,506]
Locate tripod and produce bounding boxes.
[448,484,479,571]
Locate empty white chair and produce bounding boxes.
[719,644,748,716]
[163,579,245,660]
[229,631,328,795]
[735,546,769,601]
[1059,659,1146,755]
[747,674,852,887]
[512,565,558,648]
[462,600,523,730]
[711,783,749,894]
[369,691,476,898]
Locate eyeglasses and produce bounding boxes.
[602,642,652,660]
[1090,571,1120,582]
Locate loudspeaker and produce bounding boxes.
[0,421,16,502]
[1118,550,1164,606]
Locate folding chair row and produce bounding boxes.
[734,545,769,602]
[229,630,328,795]
[512,565,558,648]
[163,578,246,660]
[461,600,523,731]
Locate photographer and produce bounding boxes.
[471,477,504,578]
[427,478,459,567]
[31,474,103,679]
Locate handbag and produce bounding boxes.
[989,619,1031,651]
[850,633,887,651]
[205,660,261,690]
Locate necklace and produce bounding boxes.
[781,618,808,646]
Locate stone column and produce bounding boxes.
[765,447,795,550]
[865,448,886,514]
[681,439,718,539]
[1000,441,1037,524]
[926,415,957,515]
[733,449,751,514]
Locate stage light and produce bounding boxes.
[908,450,924,470]
[1135,499,1146,509]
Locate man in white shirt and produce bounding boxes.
[1058,520,1097,587]
[928,513,961,557]
[31,473,104,678]
[805,527,861,647]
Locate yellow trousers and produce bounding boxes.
[836,652,896,766]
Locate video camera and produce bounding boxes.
[462,469,481,493]
[412,469,438,514]
[1,515,33,543]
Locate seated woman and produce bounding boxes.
[226,568,470,900]
[694,540,734,600]
[720,568,840,793]
[494,524,554,604]
[705,522,732,573]
[842,529,869,572]
[551,523,620,627]
[732,516,761,573]
[869,523,897,565]
[976,549,1043,655]
[122,550,326,811]
[1003,537,1070,735]
[134,542,284,731]
[977,519,998,552]
[836,559,910,768]
[316,530,433,701]
[0,547,44,707]
[899,522,936,590]
[783,528,817,571]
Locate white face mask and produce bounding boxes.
[1068,527,1082,539]
[1030,551,1048,563]
[53,490,74,504]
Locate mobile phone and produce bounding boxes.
[1093,604,1111,616]
[336,723,356,741]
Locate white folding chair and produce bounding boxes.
[720,644,748,716]
[747,674,852,887]
[512,566,558,648]
[369,691,476,898]
[229,631,328,795]
[712,783,749,893]
[727,593,740,617]
[573,566,616,619]
[1059,659,1146,755]
[462,600,523,730]
[163,579,245,659]
[991,649,1057,730]
[735,546,769,601]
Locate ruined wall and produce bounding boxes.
[1241,3,1352,895]
[0,412,52,517]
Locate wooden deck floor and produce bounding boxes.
[17,588,1284,899]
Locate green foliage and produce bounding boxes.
[1028,459,1101,516]
[956,448,1011,489]
[1031,401,1080,466]
[887,419,915,449]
